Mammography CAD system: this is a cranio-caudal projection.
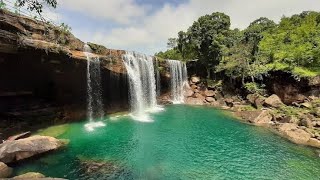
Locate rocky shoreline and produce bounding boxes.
[182,76,320,149]
[0,134,67,179]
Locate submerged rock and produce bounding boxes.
[80,159,132,179]
[0,162,12,178]
[13,172,45,179]
[0,135,66,163]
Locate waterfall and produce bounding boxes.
[167,60,188,104]
[155,58,161,97]
[122,52,162,122]
[84,44,105,131]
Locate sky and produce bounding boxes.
[41,0,320,55]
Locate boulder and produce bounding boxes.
[13,172,45,179]
[204,90,215,97]
[254,96,265,109]
[299,118,313,128]
[281,115,299,123]
[80,160,131,178]
[0,162,12,178]
[246,94,257,104]
[190,84,198,90]
[224,98,234,107]
[264,94,283,108]
[205,97,215,102]
[184,89,194,97]
[276,123,311,144]
[0,135,66,163]
[185,97,204,105]
[190,76,200,84]
[235,110,272,126]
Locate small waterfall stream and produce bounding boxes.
[122,52,162,122]
[84,44,105,131]
[167,60,188,104]
[155,58,161,97]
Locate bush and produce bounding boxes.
[244,82,266,95]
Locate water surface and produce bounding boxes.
[14,105,320,179]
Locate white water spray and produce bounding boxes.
[122,52,162,122]
[84,44,105,131]
[167,60,188,104]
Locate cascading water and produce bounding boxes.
[122,52,162,122]
[84,44,105,131]
[167,60,188,104]
[155,58,161,97]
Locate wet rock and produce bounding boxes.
[7,132,31,141]
[204,90,215,97]
[0,162,12,178]
[0,135,66,163]
[13,172,45,179]
[190,76,200,84]
[264,94,283,108]
[80,160,131,179]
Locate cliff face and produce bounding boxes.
[0,10,129,138]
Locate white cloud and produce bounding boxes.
[58,0,148,24]
[61,0,320,55]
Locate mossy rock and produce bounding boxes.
[35,124,70,138]
[87,42,107,55]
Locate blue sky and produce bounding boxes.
[44,0,320,55]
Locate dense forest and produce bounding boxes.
[156,11,320,94]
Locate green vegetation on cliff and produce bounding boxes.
[156,11,320,88]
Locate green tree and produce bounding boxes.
[187,12,231,78]
[16,0,57,16]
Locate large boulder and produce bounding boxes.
[0,162,12,178]
[264,94,283,108]
[275,123,320,148]
[0,135,66,163]
[235,110,273,126]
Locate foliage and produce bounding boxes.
[87,42,107,54]
[244,82,266,95]
[156,11,320,92]
[56,23,72,45]
[259,11,320,75]
[16,0,57,15]
[0,0,5,9]
[155,49,183,60]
